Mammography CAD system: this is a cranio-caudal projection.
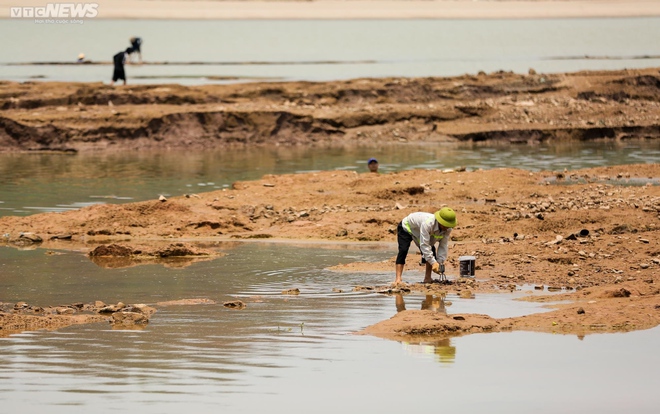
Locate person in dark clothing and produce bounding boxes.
[129,37,142,63]
[111,48,131,85]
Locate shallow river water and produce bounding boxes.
[1,140,659,217]
[1,244,659,413]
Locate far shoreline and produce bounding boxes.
[2,1,660,20]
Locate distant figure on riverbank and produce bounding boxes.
[367,158,379,173]
[77,53,85,63]
[110,48,131,86]
[129,37,142,63]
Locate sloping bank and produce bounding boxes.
[1,68,660,151]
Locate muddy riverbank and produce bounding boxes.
[2,67,660,152]
[1,162,658,338]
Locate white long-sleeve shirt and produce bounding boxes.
[401,212,452,265]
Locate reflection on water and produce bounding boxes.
[1,243,659,411]
[89,254,216,269]
[1,140,658,217]
[395,293,456,364]
[393,293,497,366]
[394,293,447,314]
[403,338,457,364]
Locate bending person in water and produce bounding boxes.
[129,37,143,63]
[110,48,131,86]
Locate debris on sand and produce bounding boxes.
[0,300,157,336]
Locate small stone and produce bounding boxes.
[18,232,43,243]
[223,300,246,310]
[111,311,149,325]
[354,286,375,292]
[158,195,167,202]
[282,288,301,295]
[50,234,72,240]
[459,290,474,299]
[56,307,75,315]
[577,307,585,314]
[545,235,562,245]
[98,304,122,313]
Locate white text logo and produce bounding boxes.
[10,3,99,19]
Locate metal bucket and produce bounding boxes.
[459,256,476,277]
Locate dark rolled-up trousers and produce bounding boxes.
[396,222,435,265]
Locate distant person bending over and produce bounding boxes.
[110,48,131,86]
[129,36,142,63]
[367,158,379,173]
[394,208,457,285]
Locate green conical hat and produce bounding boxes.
[435,207,456,228]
